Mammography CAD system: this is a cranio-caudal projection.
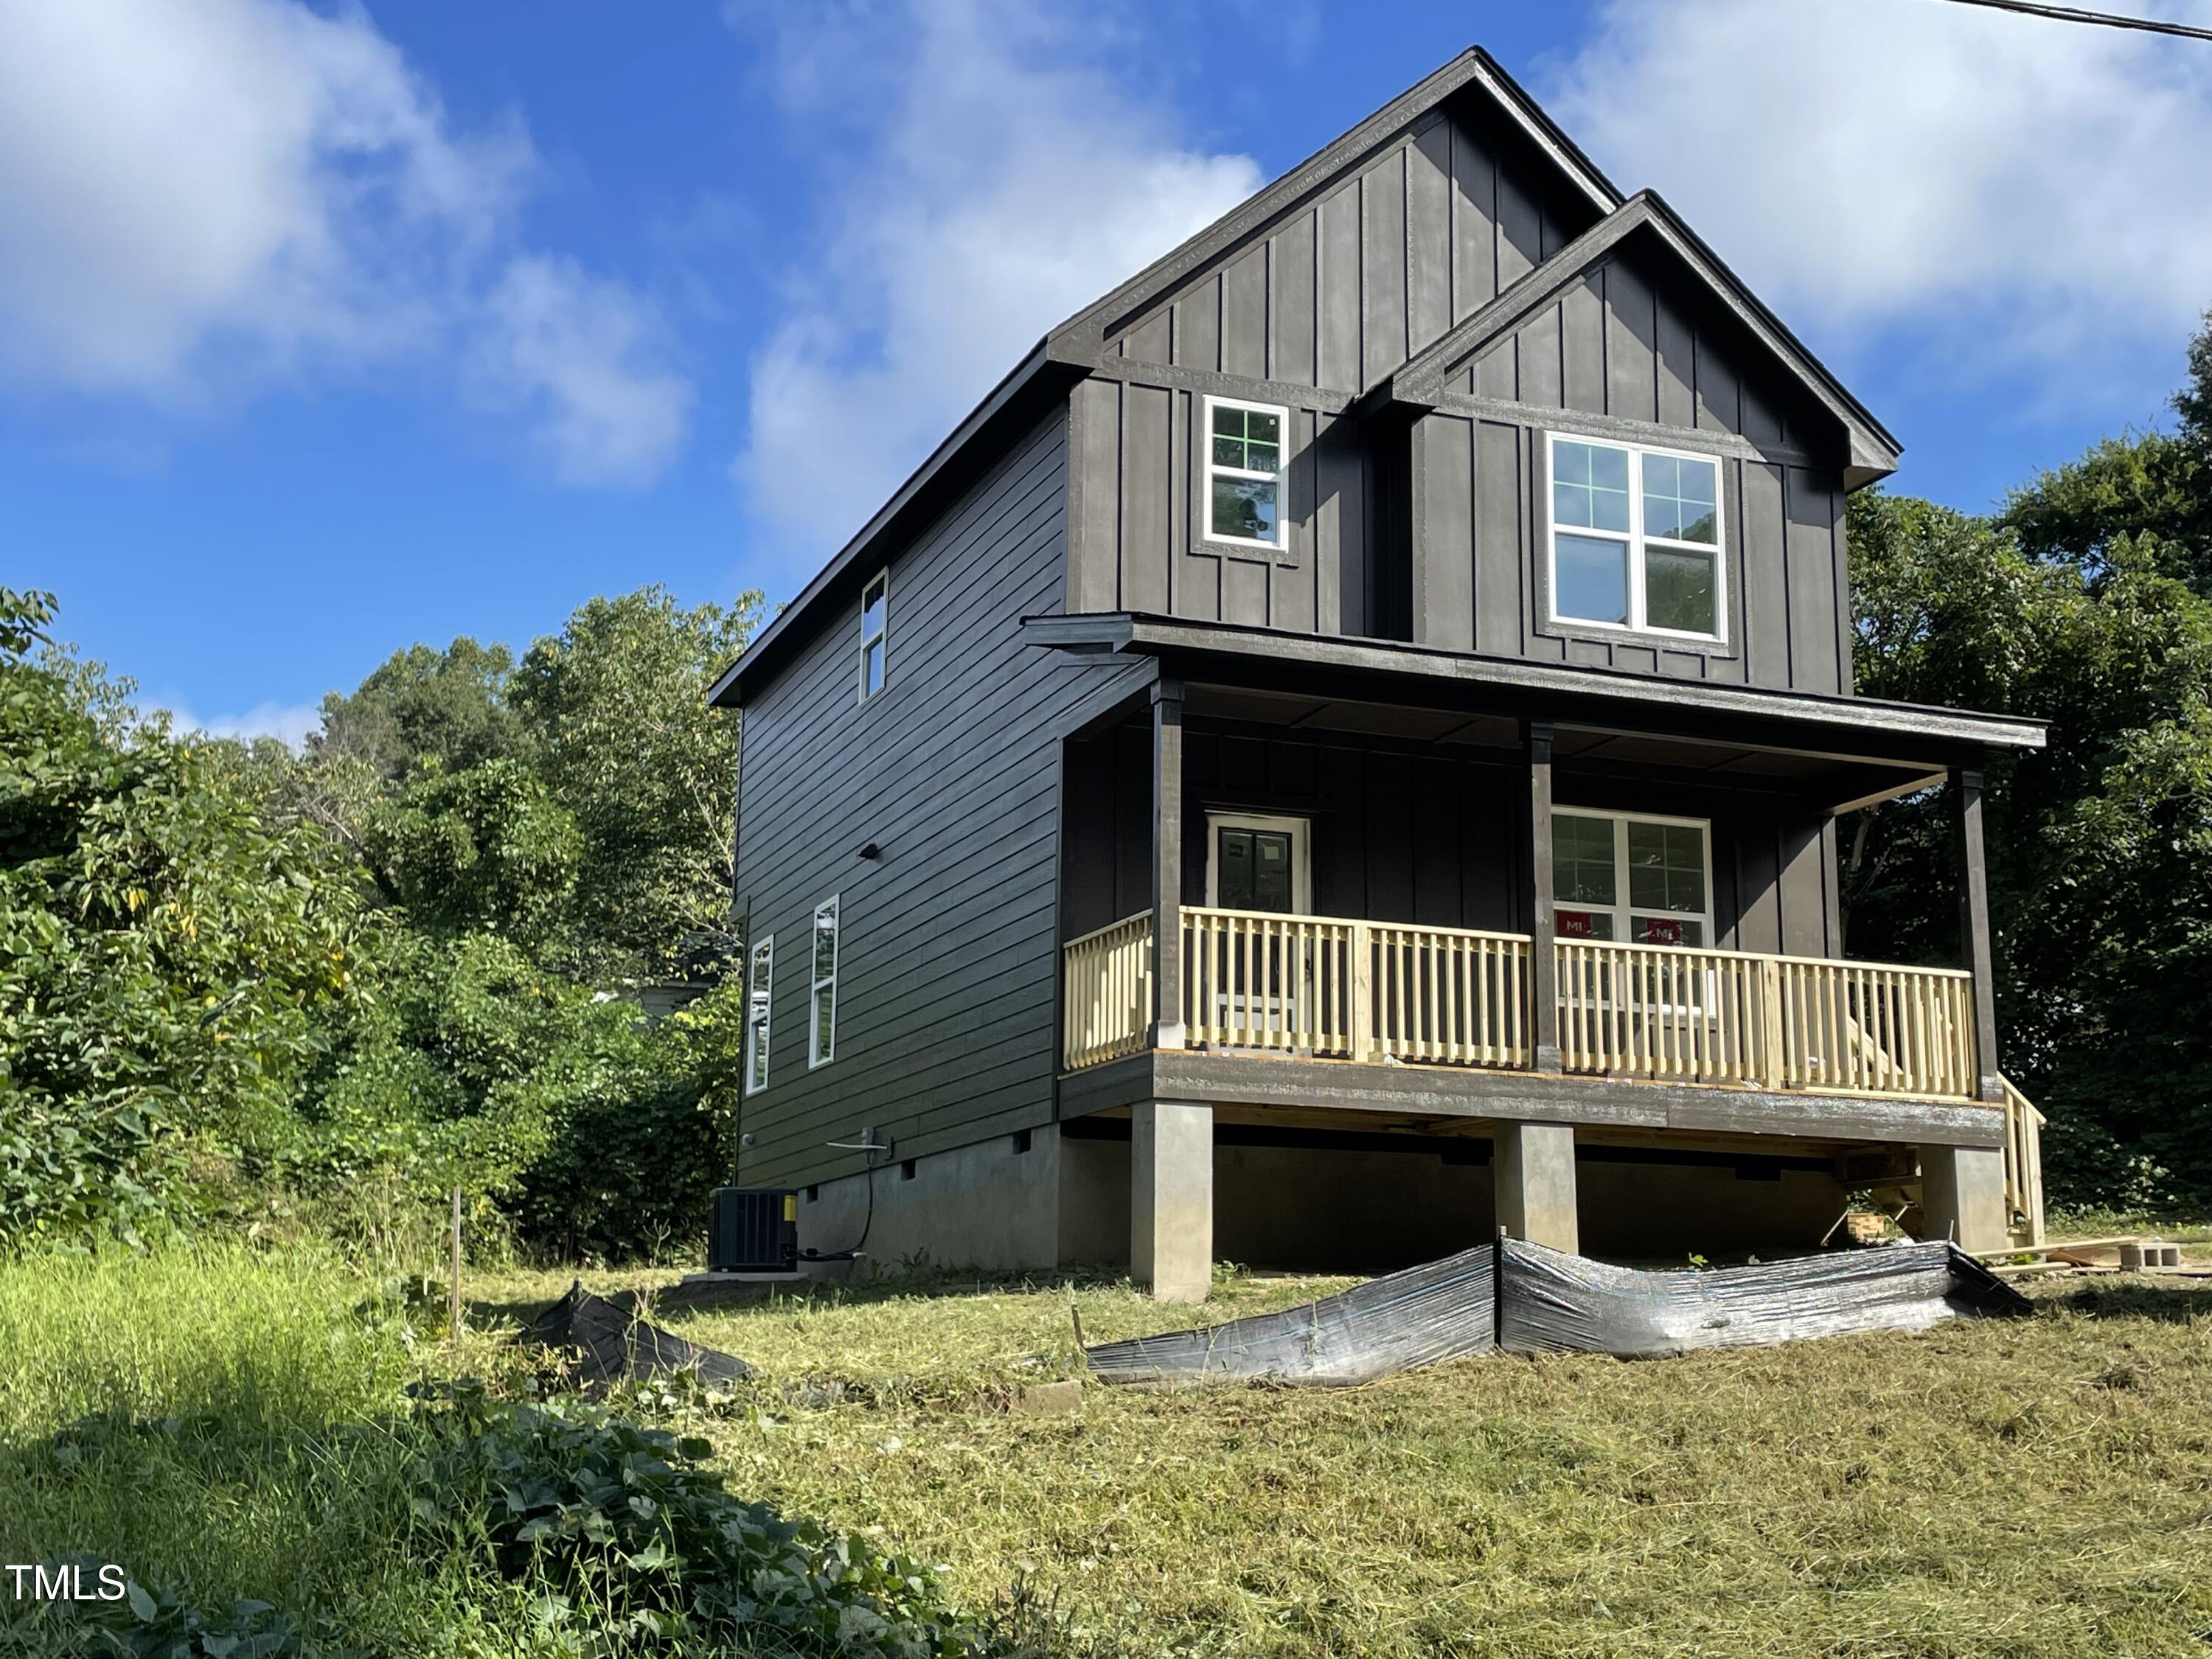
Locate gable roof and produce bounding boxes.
[712,46,1624,708]
[1383,191,1902,485]
[1046,47,1622,361]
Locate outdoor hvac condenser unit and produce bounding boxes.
[709,1186,799,1273]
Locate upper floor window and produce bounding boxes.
[1552,810,1711,947]
[857,570,888,700]
[744,934,773,1093]
[1547,435,1724,641]
[808,896,839,1068]
[1204,397,1287,552]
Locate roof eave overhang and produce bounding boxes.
[1023,612,2047,761]
[708,341,1080,708]
[1382,193,1902,488]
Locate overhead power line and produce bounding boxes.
[1927,0,2212,42]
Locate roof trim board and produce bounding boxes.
[1382,192,1902,485]
[1045,48,1623,361]
[1023,611,2047,757]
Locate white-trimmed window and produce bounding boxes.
[1547,434,1725,640]
[1552,810,1712,947]
[808,896,839,1068]
[744,934,773,1093]
[1203,396,1288,551]
[857,570,888,701]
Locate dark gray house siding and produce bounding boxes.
[1102,91,1601,394]
[1064,720,1843,958]
[732,411,1143,1192]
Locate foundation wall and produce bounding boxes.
[796,1125,1856,1278]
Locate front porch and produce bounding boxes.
[1037,623,2051,1293]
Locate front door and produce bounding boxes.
[1205,813,1310,914]
[1202,813,1312,1043]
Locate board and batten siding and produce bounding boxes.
[1409,250,1853,694]
[1103,91,1599,396]
[733,411,1137,1192]
[1065,720,1844,959]
[1065,375,1366,635]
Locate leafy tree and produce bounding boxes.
[312,638,522,779]
[2000,308,2212,594]
[1848,407,2212,1211]
[362,759,580,944]
[507,586,762,978]
[0,590,368,1242]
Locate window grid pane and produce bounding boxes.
[1555,532,1630,625]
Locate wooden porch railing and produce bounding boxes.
[1060,908,1992,1107]
[1178,908,1531,1065]
[1061,911,1152,1070]
[2002,1077,2048,1247]
[1557,940,1978,1099]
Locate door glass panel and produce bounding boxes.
[1632,915,1703,947]
[1217,826,1295,912]
[1555,909,1615,941]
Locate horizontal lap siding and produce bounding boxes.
[734,414,1138,1189]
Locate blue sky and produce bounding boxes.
[7,0,2211,740]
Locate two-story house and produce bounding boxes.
[712,48,2047,1300]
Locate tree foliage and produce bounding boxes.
[1848,313,2212,1211]
[0,590,368,1242]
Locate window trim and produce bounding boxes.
[1203,810,1312,914]
[1551,807,1715,947]
[807,895,839,1069]
[1543,431,1729,645]
[1200,394,1291,554]
[743,933,773,1095]
[856,568,889,703]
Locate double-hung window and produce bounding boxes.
[1552,810,1712,947]
[744,935,773,1093]
[857,571,888,700]
[808,896,838,1068]
[1203,396,1288,552]
[1548,434,1725,640]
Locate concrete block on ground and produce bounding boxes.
[1918,1143,2008,1255]
[1133,1099,1213,1302]
[1496,1121,1579,1254]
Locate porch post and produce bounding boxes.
[1151,678,1186,1050]
[1132,1099,1213,1301]
[1949,764,2005,1103]
[1520,718,1561,1072]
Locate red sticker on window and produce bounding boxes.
[1638,917,1685,945]
[1556,910,1599,939]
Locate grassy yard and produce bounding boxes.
[2,1245,2208,1657]
[470,1256,2212,1659]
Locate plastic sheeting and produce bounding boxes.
[524,1279,754,1388]
[1082,1245,1498,1387]
[1495,1238,2030,1360]
[1084,1242,2029,1386]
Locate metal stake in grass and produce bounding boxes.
[450,1186,464,1345]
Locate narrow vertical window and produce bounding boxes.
[809,896,839,1068]
[857,570,888,700]
[744,934,773,1093]
[1203,396,1289,551]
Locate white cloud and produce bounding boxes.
[730,0,1263,563]
[161,698,324,748]
[1546,0,2212,383]
[470,255,695,488]
[0,0,692,483]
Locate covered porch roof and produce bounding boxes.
[1026,611,2045,815]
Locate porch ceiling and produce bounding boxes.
[1027,613,2045,797]
[1178,682,1930,811]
